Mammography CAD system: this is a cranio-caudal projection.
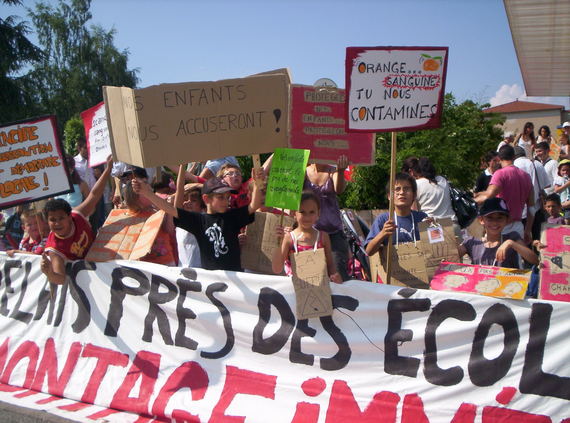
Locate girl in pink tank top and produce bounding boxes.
[272,191,342,283]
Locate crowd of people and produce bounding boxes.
[0,119,568,289]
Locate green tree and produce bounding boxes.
[27,0,139,132]
[63,115,84,155]
[341,94,504,210]
[0,0,42,123]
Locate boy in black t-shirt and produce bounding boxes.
[133,168,265,271]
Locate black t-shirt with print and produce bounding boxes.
[174,206,254,271]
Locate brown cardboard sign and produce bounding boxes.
[369,217,458,288]
[290,248,333,319]
[85,209,165,262]
[103,70,290,167]
[241,212,294,274]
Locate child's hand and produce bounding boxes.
[251,167,266,190]
[495,239,514,263]
[330,272,343,284]
[238,232,247,247]
[380,219,396,240]
[131,178,151,196]
[275,224,285,238]
[40,253,53,276]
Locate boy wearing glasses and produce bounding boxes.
[365,173,428,256]
[217,163,250,208]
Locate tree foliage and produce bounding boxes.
[20,0,138,132]
[341,94,504,210]
[63,115,84,155]
[0,0,42,122]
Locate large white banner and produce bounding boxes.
[0,253,568,422]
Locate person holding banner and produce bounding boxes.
[41,157,113,285]
[6,209,49,256]
[132,168,266,272]
[304,155,351,281]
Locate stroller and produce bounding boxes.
[340,210,371,281]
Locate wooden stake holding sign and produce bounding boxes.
[345,46,449,286]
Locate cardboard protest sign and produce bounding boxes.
[431,261,530,300]
[290,248,333,319]
[370,217,458,287]
[539,224,570,301]
[103,70,290,167]
[418,217,460,281]
[0,116,72,209]
[345,46,448,132]
[81,102,111,168]
[290,85,375,165]
[85,209,165,261]
[1,254,570,421]
[265,148,310,210]
[241,211,294,274]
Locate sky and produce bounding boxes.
[3,0,570,108]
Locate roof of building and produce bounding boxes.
[483,100,565,114]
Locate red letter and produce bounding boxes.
[151,361,208,422]
[81,343,128,404]
[401,393,429,423]
[451,403,477,423]
[291,378,327,423]
[325,380,399,423]
[0,340,39,391]
[31,339,82,397]
[482,406,551,423]
[0,338,10,375]
[208,366,277,423]
[110,350,161,416]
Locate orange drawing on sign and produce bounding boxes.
[419,54,442,72]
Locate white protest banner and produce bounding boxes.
[0,253,569,422]
[104,70,290,167]
[0,116,72,209]
[346,46,448,132]
[80,102,111,168]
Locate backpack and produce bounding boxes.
[449,185,478,229]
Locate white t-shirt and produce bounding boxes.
[541,158,559,194]
[416,176,455,219]
[517,137,534,159]
[176,227,202,268]
[514,157,550,216]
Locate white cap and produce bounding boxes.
[504,131,514,138]
[562,121,570,128]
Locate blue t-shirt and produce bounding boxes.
[364,210,428,248]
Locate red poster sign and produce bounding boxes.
[290,85,375,165]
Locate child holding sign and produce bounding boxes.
[132,167,266,272]
[272,191,342,283]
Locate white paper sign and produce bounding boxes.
[346,46,448,132]
[81,102,111,167]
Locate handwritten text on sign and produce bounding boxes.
[0,254,568,421]
[104,71,290,167]
[346,46,448,132]
[265,148,310,210]
[81,102,111,168]
[0,116,71,209]
[290,85,375,165]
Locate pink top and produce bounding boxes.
[284,230,323,276]
[489,165,532,221]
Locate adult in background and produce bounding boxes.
[475,145,534,243]
[74,138,106,231]
[55,154,89,207]
[304,155,350,281]
[474,151,500,194]
[497,131,515,152]
[401,157,459,237]
[534,142,558,194]
[536,125,554,144]
[516,122,536,159]
[199,156,239,180]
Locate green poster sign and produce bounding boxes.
[265,148,310,210]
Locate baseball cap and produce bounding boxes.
[563,122,570,128]
[479,198,509,217]
[558,159,570,176]
[120,166,148,179]
[503,131,514,138]
[202,177,237,195]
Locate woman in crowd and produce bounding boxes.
[516,121,536,159]
[304,155,350,281]
[474,151,500,193]
[55,155,89,207]
[536,125,553,144]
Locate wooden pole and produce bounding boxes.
[385,131,398,284]
[252,154,261,170]
[277,208,285,246]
